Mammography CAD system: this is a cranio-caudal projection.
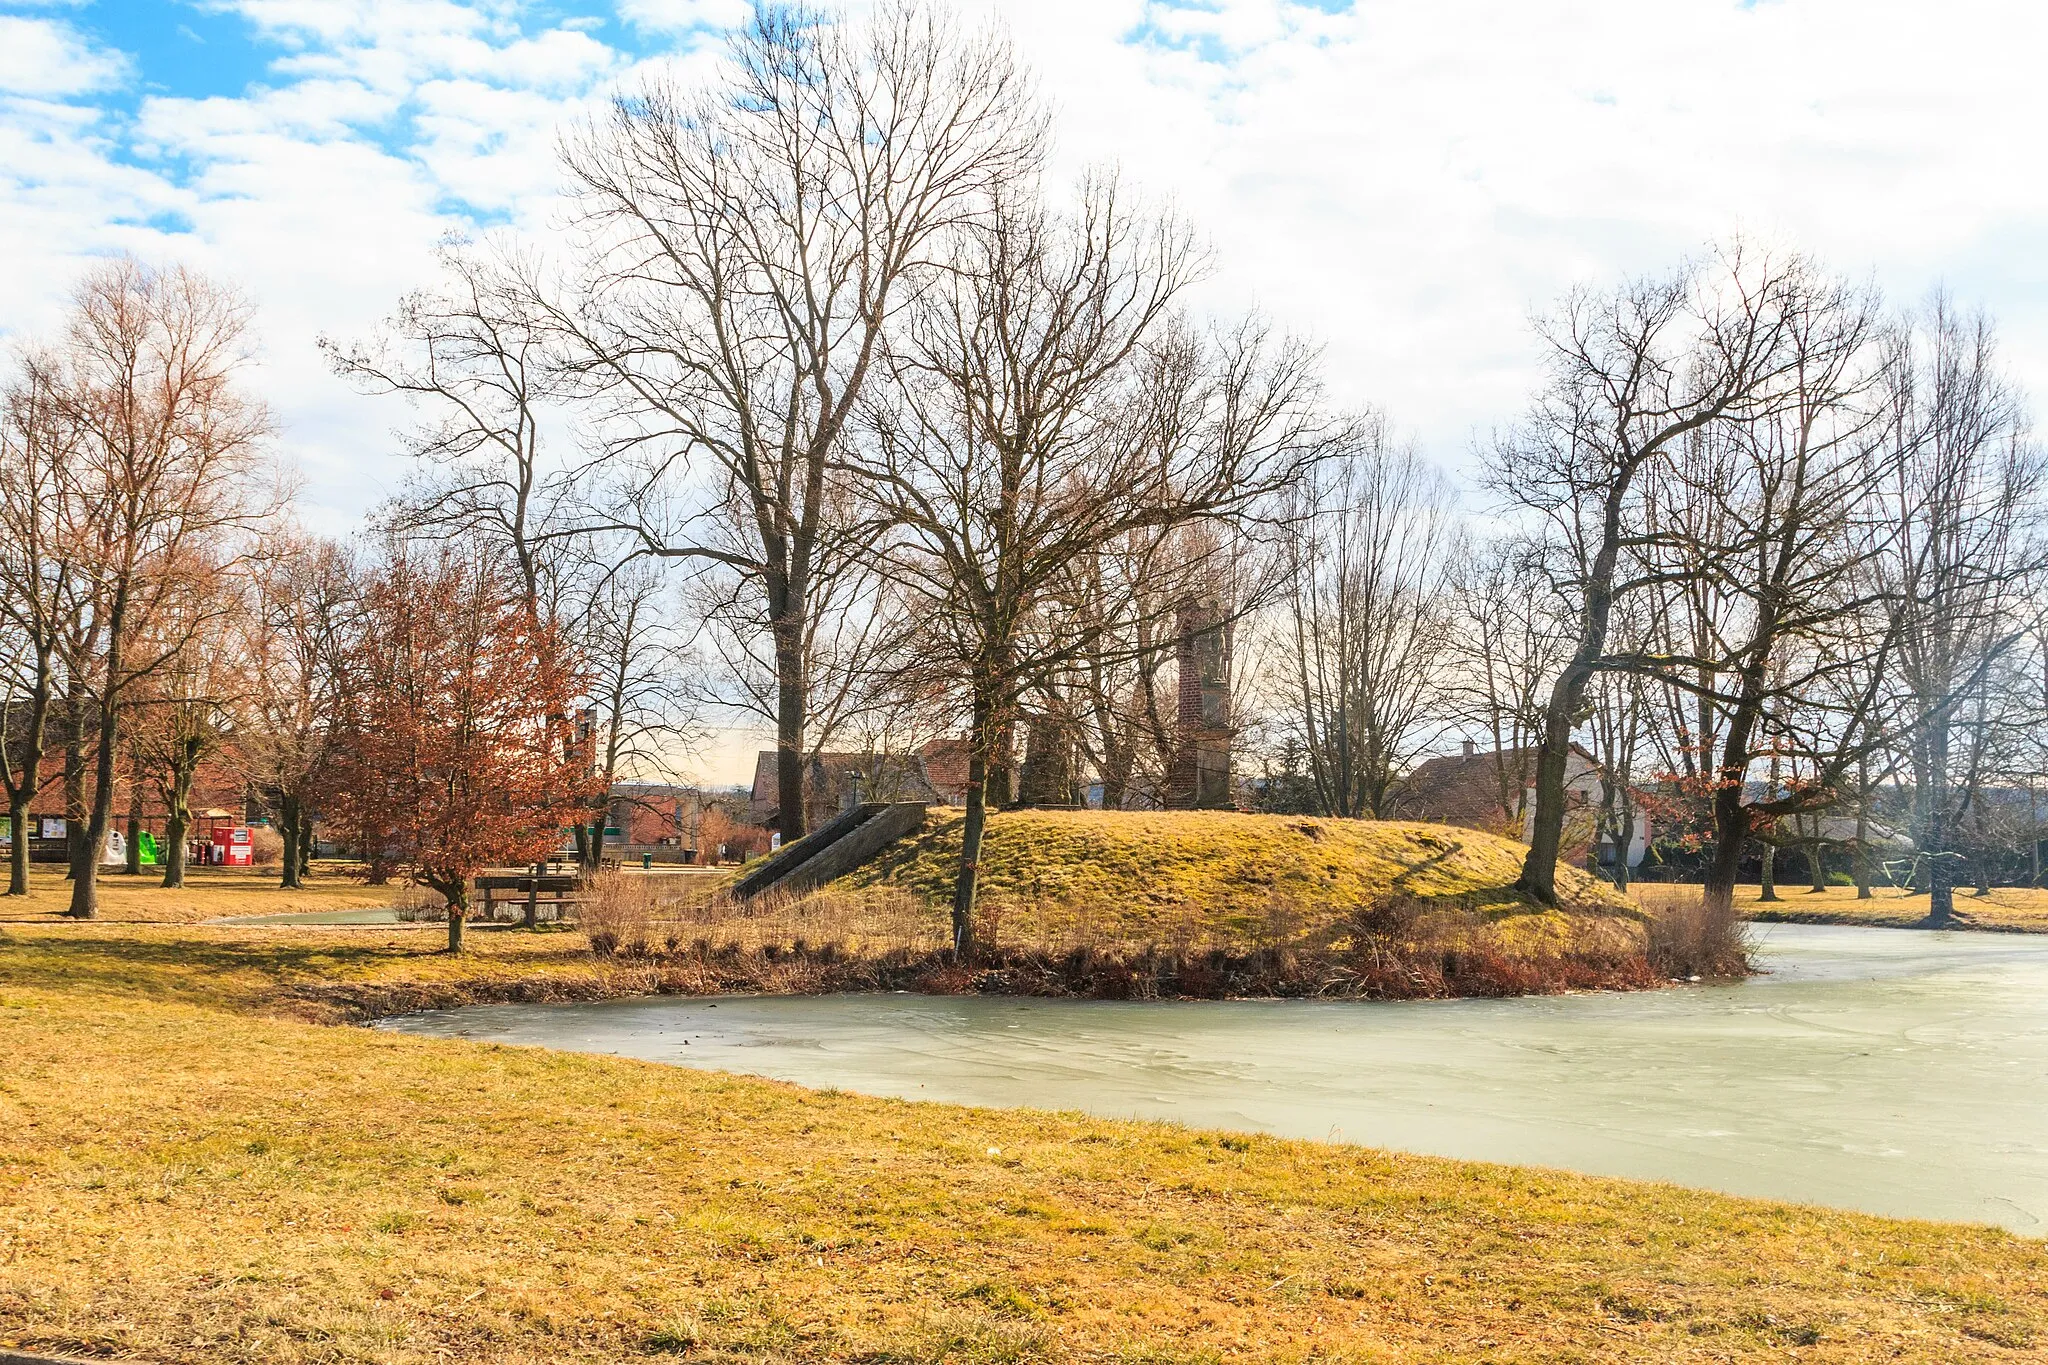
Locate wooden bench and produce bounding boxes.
[475,871,583,928]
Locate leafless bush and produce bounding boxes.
[249,825,285,868]
[391,885,448,922]
[1646,891,1753,980]
[579,872,658,957]
[648,883,941,958]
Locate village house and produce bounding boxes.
[1397,740,1650,870]
[597,783,762,863]
[747,738,972,833]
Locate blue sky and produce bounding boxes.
[6,0,2048,777]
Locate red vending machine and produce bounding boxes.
[210,826,254,867]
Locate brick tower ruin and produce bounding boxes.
[1165,598,1233,809]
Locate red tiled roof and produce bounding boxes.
[1395,744,1599,833]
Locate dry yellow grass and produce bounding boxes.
[1,922,2045,1363]
[842,810,1643,952]
[0,864,398,924]
[0,922,613,1019]
[1635,881,2048,934]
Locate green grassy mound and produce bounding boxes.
[840,809,1646,957]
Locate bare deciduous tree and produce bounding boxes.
[1444,535,1572,834]
[853,176,1330,953]
[1276,423,1458,818]
[130,596,242,889]
[570,554,700,868]
[1880,294,2046,924]
[547,2,1044,841]
[241,533,354,889]
[0,358,88,896]
[324,238,574,619]
[1491,244,1802,903]
[1628,265,1899,916]
[42,258,274,919]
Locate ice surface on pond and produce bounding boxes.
[381,924,2048,1232]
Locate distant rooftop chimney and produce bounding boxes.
[1462,738,1477,758]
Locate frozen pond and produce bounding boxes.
[218,907,404,925]
[380,924,2048,1231]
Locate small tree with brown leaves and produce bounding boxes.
[329,541,593,952]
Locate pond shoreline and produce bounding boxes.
[1747,906,2048,934]
[13,917,2044,1363]
[314,936,1703,1026]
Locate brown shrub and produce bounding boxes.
[578,872,657,957]
[1646,892,1752,981]
[248,825,286,869]
[391,885,448,922]
[698,806,771,864]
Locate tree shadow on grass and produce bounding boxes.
[1387,834,1525,911]
[0,930,588,1014]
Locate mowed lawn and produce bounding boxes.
[0,864,399,924]
[2,922,2046,1363]
[1636,881,2048,934]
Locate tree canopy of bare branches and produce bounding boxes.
[544,2,1045,840]
[1276,423,1459,819]
[36,258,275,918]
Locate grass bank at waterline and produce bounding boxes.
[1638,881,2048,934]
[2,926,2045,1363]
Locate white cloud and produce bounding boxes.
[970,0,2048,458]
[0,15,126,96]
[615,0,752,35]
[7,0,2048,781]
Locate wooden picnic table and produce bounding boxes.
[474,869,583,929]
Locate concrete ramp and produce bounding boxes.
[730,801,928,900]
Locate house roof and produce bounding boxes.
[748,749,948,819]
[1396,744,1599,828]
[916,737,971,800]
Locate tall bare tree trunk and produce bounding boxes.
[773,617,808,842]
[1855,759,1874,899]
[122,745,144,875]
[1,685,52,896]
[951,695,995,959]
[1921,723,1955,926]
[279,795,303,890]
[69,582,136,919]
[160,744,196,890]
[2030,781,2041,888]
[1609,791,1634,891]
[1756,752,1782,902]
[68,696,118,919]
[1701,681,1766,917]
[5,807,28,897]
[1522,655,1598,904]
[62,686,87,884]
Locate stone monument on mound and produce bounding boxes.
[1166,597,1233,809]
